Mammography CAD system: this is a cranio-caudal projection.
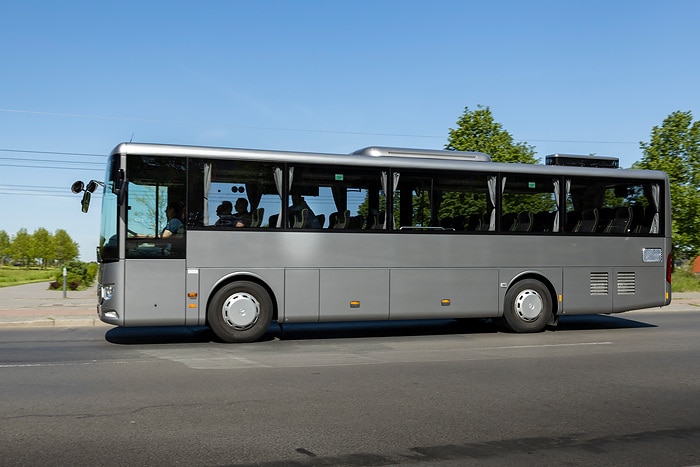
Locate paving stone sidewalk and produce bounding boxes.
[0,281,698,328]
[0,281,106,327]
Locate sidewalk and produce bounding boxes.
[0,282,698,329]
[0,282,107,328]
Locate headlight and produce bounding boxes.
[100,284,115,301]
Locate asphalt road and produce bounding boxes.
[1,310,699,466]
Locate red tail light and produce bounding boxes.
[667,253,673,284]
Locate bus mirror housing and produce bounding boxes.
[81,191,92,213]
[86,180,100,193]
[71,181,84,194]
[70,179,104,213]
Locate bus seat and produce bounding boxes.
[629,204,645,233]
[565,210,581,232]
[349,215,364,229]
[439,216,453,229]
[333,210,350,229]
[598,207,615,232]
[328,212,338,228]
[501,213,517,232]
[268,214,279,228]
[316,213,325,228]
[374,211,386,229]
[533,211,553,232]
[513,211,534,232]
[575,208,599,233]
[293,209,309,228]
[606,206,632,234]
[465,214,482,231]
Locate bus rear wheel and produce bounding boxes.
[208,281,273,343]
[500,279,552,333]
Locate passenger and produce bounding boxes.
[288,194,321,228]
[215,201,236,226]
[231,198,252,227]
[162,202,184,238]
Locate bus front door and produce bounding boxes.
[123,259,187,326]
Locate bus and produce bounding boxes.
[72,142,672,342]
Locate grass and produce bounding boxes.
[670,268,700,293]
[0,267,57,288]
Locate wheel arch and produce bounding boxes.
[206,272,279,325]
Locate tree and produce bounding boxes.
[442,105,540,219]
[32,227,54,269]
[53,229,79,264]
[446,105,538,163]
[635,110,700,260]
[0,230,10,268]
[11,228,33,268]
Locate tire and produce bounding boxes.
[500,279,552,333]
[208,281,273,343]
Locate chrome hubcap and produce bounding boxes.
[221,292,260,330]
[514,289,543,322]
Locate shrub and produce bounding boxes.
[52,261,97,290]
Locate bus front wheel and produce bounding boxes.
[208,281,273,343]
[500,279,552,333]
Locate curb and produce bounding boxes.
[0,318,112,328]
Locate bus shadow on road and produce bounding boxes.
[554,314,657,331]
[104,315,654,344]
[105,326,215,345]
[104,319,496,344]
[272,318,499,341]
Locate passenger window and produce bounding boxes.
[288,165,385,230]
[188,159,281,229]
[500,174,558,233]
[565,177,661,235]
[394,170,495,232]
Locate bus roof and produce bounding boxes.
[110,142,667,181]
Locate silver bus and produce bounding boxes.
[72,142,672,342]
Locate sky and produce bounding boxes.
[1,0,699,261]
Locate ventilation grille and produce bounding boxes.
[590,272,609,295]
[617,272,636,295]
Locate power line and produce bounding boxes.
[0,183,103,197]
[0,162,102,171]
[0,107,641,145]
[0,148,105,157]
[0,156,103,166]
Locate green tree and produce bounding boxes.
[11,228,34,268]
[443,105,540,219]
[32,227,54,269]
[53,229,79,264]
[0,230,10,268]
[446,105,538,163]
[635,110,700,260]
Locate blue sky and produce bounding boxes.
[1,1,698,261]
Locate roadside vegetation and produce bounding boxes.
[0,267,56,288]
[670,266,700,292]
[0,261,97,290]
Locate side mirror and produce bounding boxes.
[81,191,92,213]
[86,180,99,193]
[71,181,85,194]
